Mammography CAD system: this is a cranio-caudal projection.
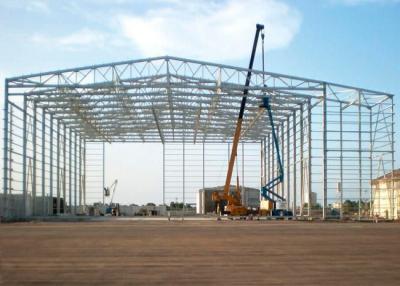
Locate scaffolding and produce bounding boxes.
[1,56,395,219]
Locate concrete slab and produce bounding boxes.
[1,221,399,285]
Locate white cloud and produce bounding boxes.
[31,28,108,50]
[28,0,301,60]
[117,0,302,61]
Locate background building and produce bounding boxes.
[371,169,400,219]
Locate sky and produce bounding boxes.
[0,0,399,205]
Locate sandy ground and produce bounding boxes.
[1,219,399,285]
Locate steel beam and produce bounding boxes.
[166,60,176,139]
[151,108,165,144]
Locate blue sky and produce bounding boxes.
[0,0,399,204]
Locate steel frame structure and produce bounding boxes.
[1,56,395,219]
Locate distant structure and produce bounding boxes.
[310,192,317,207]
[119,205,167,216]
[371,169,400,219]
[196,186,260,214]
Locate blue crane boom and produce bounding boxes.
[260,96,284,206]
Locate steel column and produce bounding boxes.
[102,142,105,205]
[63,124,66,212]
[202,142,205,190]
[162,143,165,205]
[358,91,362,220]
[8,106,13,197]
[79,136,82,208]
[83,139,86,206]
[69,128,72,213]
[74,132,77,213]
[182,138,185,218]
[182,113,186,218]
[307,98,312,217]
[281,125,284,198]
[56,120,60,215]
[49,114,54,215]
[340,103,343,220]
[2,79,9,217]
[32,103,37,215]
[267,134,270,184]
[369,109,373,217]
[22,95,27,217]
[242,142,244,192]
[322,83,327,219]
[41,111,46,215]
[286,118,290,210]
[292,111,297,214]
[391,98,395,219]
[263,137,267,186]
[300,105,304,216]
[272,130,275,193]
[260,140,263,188]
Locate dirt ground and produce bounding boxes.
[0,219,399,285]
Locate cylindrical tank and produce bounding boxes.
[276,201,287,210]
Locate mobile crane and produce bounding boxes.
[104,179,120,216]
[212,23,289,217]
[212,24,264,216]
